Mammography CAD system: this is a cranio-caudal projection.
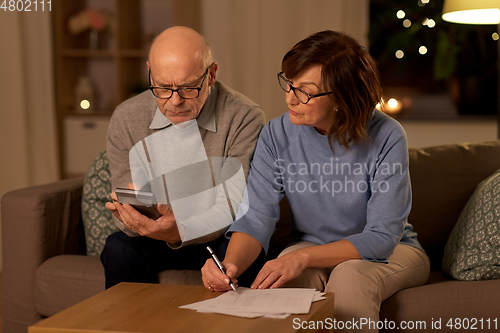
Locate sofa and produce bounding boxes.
[2,140,500,333]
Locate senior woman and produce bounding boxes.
[201,30,430,331]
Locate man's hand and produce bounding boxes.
[250,251,308,289]
[105,184,183,243]
[116,202,182,243]
[201,258,238,292]
[105,182,138,223]
[105,191,122,221]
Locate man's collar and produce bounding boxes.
[149,86,217,132]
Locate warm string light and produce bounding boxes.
[394,9,434,59]
[418,0,430,7]
[422,18,436,28]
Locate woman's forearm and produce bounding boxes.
[300,239,361,268]
[224,232,262,278]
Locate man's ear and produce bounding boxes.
[146,61,150,71]
[208,62,218,86]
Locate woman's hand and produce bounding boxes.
[251,251,308,289]
[201,259,238,292]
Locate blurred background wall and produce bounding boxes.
[0,10,58,270]
[202,0,369,121]
[0,0,497,271]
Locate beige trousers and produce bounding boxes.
[280,242,430,332]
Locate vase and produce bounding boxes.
[89,30,99,50]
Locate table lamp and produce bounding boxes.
[442,0,500,138]
[74,76,94,113]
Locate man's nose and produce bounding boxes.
[169,91,184,106]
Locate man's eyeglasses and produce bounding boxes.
[277,71,333,104]
[149,65,211,99]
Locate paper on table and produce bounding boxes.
[218,288,314,314]
[180,288,325,319]
[180,291,263,318]
[313,292,327,302]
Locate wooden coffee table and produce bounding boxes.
[29,282,335,333]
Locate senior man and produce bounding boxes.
[101,26,265,289]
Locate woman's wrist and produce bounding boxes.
[290,248,311,270]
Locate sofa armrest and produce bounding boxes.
[2,176,85,332]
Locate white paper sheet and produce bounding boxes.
[180,288,326,319]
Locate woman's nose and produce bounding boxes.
[285,89,299,105]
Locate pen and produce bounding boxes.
[207,246,237,291]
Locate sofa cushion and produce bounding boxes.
[380,279,500,329]
[35,255,105,317]
[82,150,117,256]
[408,140,500,270]
[442,168,500,280]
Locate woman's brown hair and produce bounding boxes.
[281,30,383,151]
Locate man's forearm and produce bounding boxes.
[224,232,262,278]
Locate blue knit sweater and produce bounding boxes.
[228,110,424,262]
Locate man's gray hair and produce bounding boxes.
[201,38,213,68]
[147,34,213,68]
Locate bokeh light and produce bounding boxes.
[80,100,91,110]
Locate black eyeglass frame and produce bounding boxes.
[149,65,212,99]
[277,71,334,104]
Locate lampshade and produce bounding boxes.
[442,0,500,24]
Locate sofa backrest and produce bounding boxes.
[408,140,500,270]
[272,140,500,270]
